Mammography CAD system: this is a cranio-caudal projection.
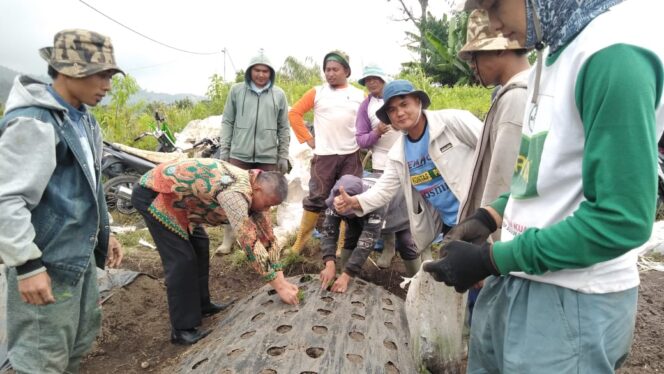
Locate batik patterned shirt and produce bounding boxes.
[140,158,282,281]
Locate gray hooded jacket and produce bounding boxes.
[0,75,109,284]
[220,52,290,164]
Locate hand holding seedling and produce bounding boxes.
[319,260,336,289]
[330,272,351,293]
[269,271,300,305]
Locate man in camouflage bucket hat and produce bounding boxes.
[39,28,125,78]
[452,8,531,332]
[456,9,529,222]
[0,29,124,372]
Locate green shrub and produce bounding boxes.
[89,64,492,152]
[399,67,492,120]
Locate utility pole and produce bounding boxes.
[222,48,227,82]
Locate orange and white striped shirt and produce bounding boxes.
[289,83,365,156]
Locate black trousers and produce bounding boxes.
[131,185,211,330]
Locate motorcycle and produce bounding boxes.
[102,112,219,215]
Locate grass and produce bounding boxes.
[91,71,492,153]
[644,251,664,262]
[227,249,250,269]
[115,229,153,254]
[109,211,143,227]
[280,251,306,268]
[206,225,225,252]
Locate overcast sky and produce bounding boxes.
[0,0,451,96]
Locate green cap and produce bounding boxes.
[323,50,351,77]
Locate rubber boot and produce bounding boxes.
[290,210,319,254]
[335,221,347,257]
[420,246,433,262]
[339,249,354,272]
[215,225,235,255]
[376,233,396,268]
[403,257,422,277]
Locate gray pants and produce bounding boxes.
[468,275,637,373]
[7,256,101,374]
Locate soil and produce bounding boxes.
[77,244,664,374]
[618,270,664,374]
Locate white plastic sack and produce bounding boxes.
[272,128,313,247]
[174,115,223,153]
[636,220,664,255]
[404,263,467,374]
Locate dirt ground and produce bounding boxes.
[78,242,664,374]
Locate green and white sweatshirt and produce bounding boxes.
[490,0,664,293]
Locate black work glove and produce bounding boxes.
[218,151,230,162]
[277,157,289,175]
[422,241,500,293]
[442,208,498,248]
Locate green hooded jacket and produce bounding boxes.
[220,52,290,164]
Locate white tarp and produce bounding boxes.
[273,129,313,248]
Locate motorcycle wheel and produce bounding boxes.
[104,175,139,215]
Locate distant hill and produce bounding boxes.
[0,65,50,103]
[0,65,204,106]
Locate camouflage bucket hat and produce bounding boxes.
[39,29,125,78]
[458,10,526,61]
[323,50,351,77]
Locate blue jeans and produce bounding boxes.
[7,255,100,374]
[468,275,637,374]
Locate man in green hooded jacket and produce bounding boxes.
[216,51,290,254]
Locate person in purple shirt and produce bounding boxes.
[355,64,413,269]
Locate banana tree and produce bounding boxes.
[424,12,474,85]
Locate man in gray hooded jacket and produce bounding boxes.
[0,29,123,373]
[216,51,290,254]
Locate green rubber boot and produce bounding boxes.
[403,257,422,277]
[376,233,396,268]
